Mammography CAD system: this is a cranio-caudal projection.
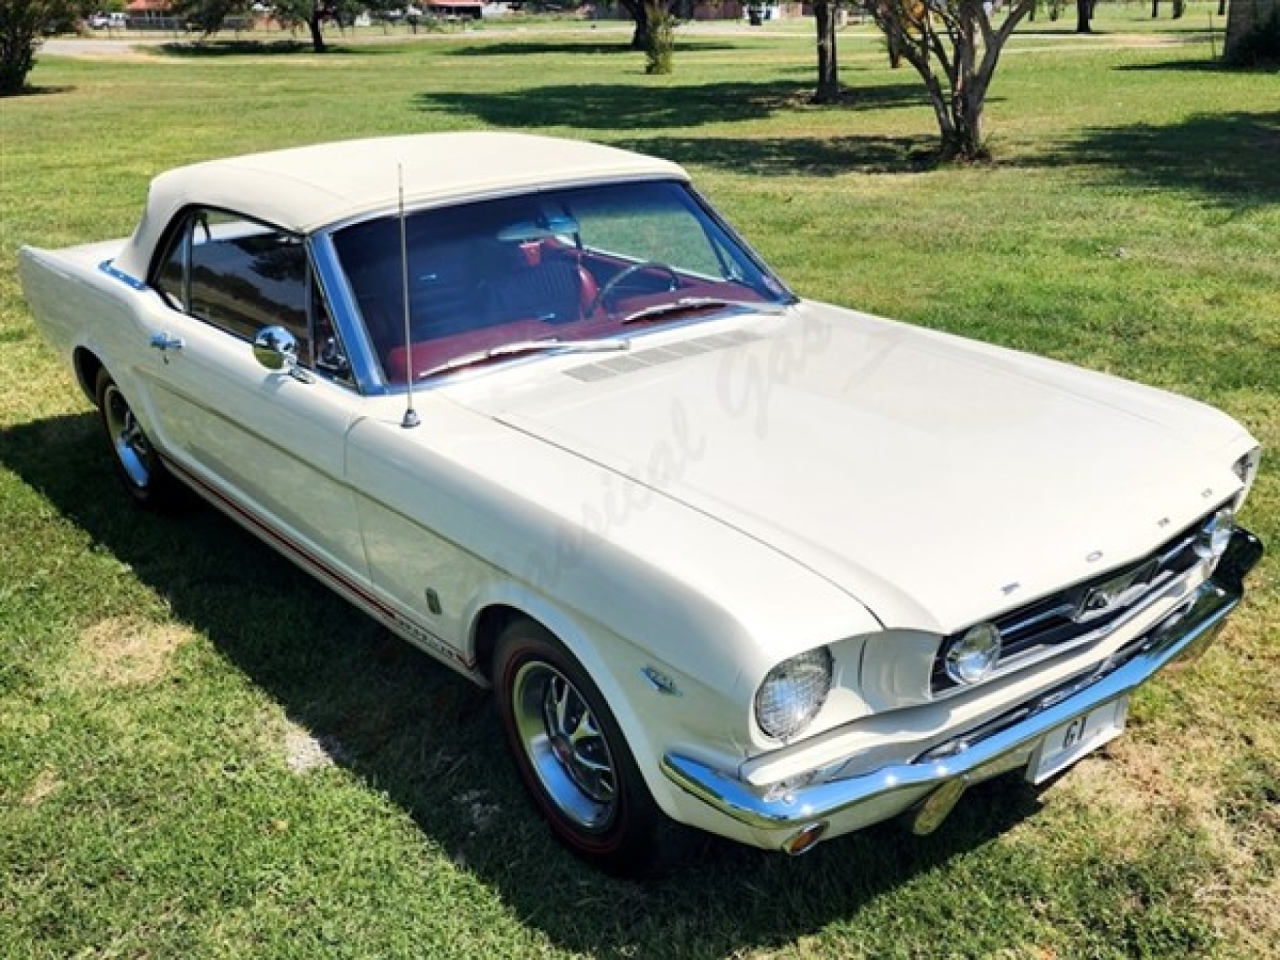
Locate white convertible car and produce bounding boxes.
[18,133,1264,874]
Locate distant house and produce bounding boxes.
[124,0,172,20]
[423,0,485,19]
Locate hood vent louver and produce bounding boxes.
[565,329,760,382]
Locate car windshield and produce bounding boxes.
[330,179,793,384]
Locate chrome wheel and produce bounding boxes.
[511,660,618,831]
[95,368,180,510]
[496,619,683,875]
[102,383,153,490]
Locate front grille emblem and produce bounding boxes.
[1071,559,1158,624]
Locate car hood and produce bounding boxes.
[450,303,1248,633]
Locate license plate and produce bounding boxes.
[1027,696,1129,784]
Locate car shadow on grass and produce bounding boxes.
[414,79,927,132]
[0,410,1046,957]
[1029,109,1280,210]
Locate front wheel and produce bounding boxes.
[494,617,684,876]
[95,368,180,509]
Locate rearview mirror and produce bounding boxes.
[496,215,581,243]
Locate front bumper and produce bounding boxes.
[661,527,1264,849]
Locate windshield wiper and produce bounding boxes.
[415,338,628,381]
[621,296,789,325]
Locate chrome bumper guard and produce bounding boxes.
[661,527,1264,839]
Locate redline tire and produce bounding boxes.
[494,617,680,877]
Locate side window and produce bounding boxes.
[152,208,328,371]
[188,211,309,359]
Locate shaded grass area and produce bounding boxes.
[415,79,930,131]
[156,39,317,57]
[615,133,941,175]
[1058,109,1280,209]
[2,15,1279,959]
[443,39,743,57]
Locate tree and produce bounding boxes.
[813,0,841,102]
[616,0,676,72]
[617,0,651,50]
[1,0,76,94]
[273,0,325,51]
[1224,0,1280,64]
[864,0,1036,161]
[1076,0,1093,32]
[175,0,243,36]
[642,0,674,73]
[273,0,357,52]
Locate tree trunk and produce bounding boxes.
[952,88,985,160]
[1224,0,1279,61]
[1151,0,1159,18]
[642,1,674,74]
[308,9,326,53]
[813,0,841,102]
[1217,0,1225,15]
[1076,0,1092,32]
[621,0,651,50]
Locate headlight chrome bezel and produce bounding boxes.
[1194,505,1236,563]
[943,622,1004,687]
[754,647,834,742]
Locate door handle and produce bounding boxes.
[149,332,184,363]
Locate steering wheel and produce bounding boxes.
[587,260,681,318]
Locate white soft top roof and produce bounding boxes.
[113,132,689,279]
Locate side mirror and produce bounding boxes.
[253,326,314,383]
[253,325,299,372]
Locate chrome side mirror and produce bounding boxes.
[253,325,299,372]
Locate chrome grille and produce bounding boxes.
[931,511,1218,696]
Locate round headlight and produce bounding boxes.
[944,623,1003,686]
[1194,506,1235,562]
[755,648,834,741]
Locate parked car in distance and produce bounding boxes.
[17,133,1264,875]
[88,11,128,29]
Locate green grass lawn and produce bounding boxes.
[2,11,1278,959]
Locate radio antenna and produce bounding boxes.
[398,164,420,429]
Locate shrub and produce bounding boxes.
[1,0,74,94]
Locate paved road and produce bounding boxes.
[40,22,796,59]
